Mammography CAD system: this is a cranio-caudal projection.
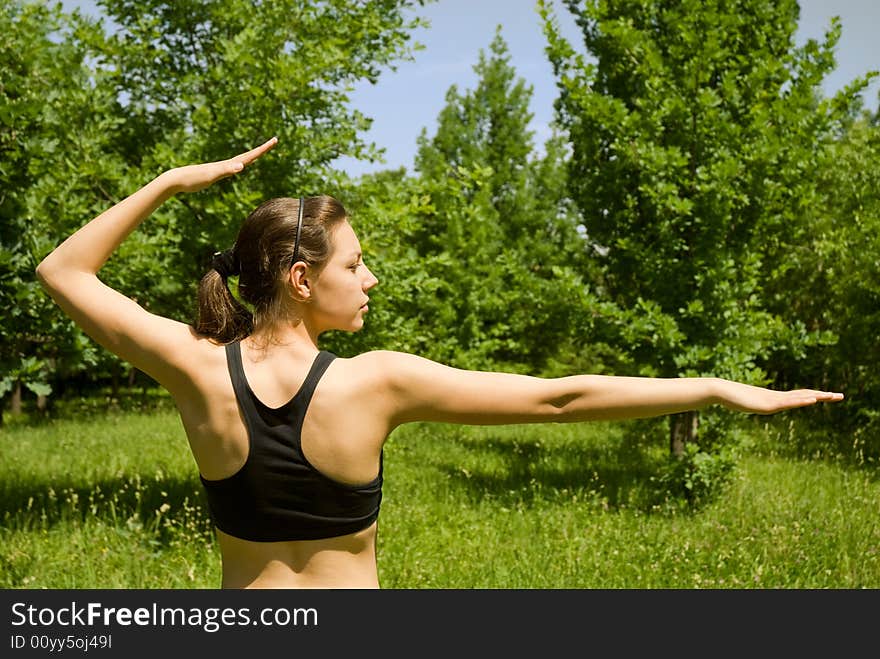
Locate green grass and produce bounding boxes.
[1,409,877,588]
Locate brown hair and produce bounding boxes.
[195,195,349,344]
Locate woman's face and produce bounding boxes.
[308,221,378,333]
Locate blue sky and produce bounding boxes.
[64,0,880,178]
[337,0,880,177]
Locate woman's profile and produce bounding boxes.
[35,137,844,589]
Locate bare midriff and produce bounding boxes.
[215,521,380,589]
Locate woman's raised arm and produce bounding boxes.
[35,138,277,391]
[360,351,843,429]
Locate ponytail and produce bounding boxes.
[195,264,253,344]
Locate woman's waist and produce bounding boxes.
[216,523,379,589]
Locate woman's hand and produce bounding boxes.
[164,136,278,194]
[716,379,844,415]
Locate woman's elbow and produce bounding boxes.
[543,377,583,422]
[35,259,53,289]
[34,254,74,291]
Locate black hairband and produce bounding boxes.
[291,196,304,266]
[212,248,238,278]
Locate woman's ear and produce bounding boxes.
[288,262,311,302]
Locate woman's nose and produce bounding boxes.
[363,266,379,290]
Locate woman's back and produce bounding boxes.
[172,336,387,588]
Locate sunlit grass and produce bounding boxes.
[377,422,879,588]
[1,410,219,588]
[1,410,877,588]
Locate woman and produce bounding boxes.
[35,137,844,588]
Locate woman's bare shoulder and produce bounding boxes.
[337,350,438,382]
[321,351,426,401]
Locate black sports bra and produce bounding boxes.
[199,341,383,542]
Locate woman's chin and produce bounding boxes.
[321,314,366,333]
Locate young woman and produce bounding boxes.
[36,137,844,589]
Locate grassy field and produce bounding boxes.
[1,406,877,588]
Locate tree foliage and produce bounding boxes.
[407,28,594,373]
[0,1,133,416]
[775,109,880,461]
[541,0,873,457]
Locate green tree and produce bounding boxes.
[1,1,135,420]
[416,26,537,239]
[411,27,593,373]
[541,0,872,458]
[772,107,880,462]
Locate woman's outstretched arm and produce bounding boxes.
[35,137,277,389]
[361,351,843,428]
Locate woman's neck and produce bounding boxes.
[245,318,320,357]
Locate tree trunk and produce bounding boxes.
[10,380,22,416]
[670,410,699,457]
[111,365,119,401]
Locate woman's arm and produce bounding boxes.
[361,351,843,428]
[35,138,277,390]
